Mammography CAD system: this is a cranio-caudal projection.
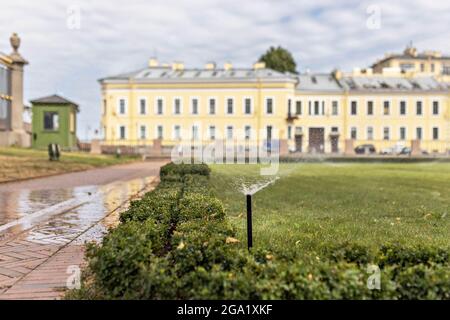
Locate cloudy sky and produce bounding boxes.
[1,0,450,139]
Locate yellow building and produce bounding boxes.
[99,56,450,155]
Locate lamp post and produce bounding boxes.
[246,194,253,250]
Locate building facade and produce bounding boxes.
[0,33,29,147]
[30,95,78,149]
[100,52,450,155]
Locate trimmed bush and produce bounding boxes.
[160,162,211,178]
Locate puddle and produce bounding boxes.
[0,176,155,243]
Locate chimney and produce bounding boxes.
[172,61,184,71]
[253,62,266,70]
[332,69,342,80]
[224,62,233,70]
[148,58,159,67]
[205,62,216,70]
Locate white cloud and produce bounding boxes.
[1,0,449,138]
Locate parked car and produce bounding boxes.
[355,144,376,154]
[381,144,405,155]
[399,147,411,155]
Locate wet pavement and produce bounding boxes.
[0,160,166,299]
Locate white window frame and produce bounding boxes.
[432,127,439,140]
[382,99,391,116]
[399,100,407,116]
[244,125,252,140]
[415,99,423,116]
[350,127,357,140]
[265,97,275,115]
[155,125,164,139]
[432,100,440,116]
[209,125,216,140]
[173,97,183,115]
[226,125,234,140]
[138,124,147,140]
[366,99,375,116]
[225,97,235,115]
[383,126,390,140]
[399,127,407,141]
[331,100,339,116]
[366,126,374,140]
[190,97,200,115]
[155,97,165,115]
[416,127,423,140]
[173,125,181,140]
[243,97,253,115]
[138,97,147,115]
[118,125,127,140]
[117,97,128,116]
[350,100,358,116]
[208,97,217,115]
[191,124,199,140]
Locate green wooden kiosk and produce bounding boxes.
[30,94,78,149]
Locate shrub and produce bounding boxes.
[379,243,449,268]
[160,162,211,178]
[178,193,226,222]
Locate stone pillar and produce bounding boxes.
[152,139,162,156]
[90,139,102,154]
[344,139,355,156]
[411,139,421,156]
[279,139,289,156]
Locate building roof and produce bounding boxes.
[99,66,297,84]
[296,74,343,93]
[30,94,79,110]
[339,76,450,93]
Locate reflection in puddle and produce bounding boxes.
[0,176,156,243]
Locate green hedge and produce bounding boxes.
[67,163,450,300]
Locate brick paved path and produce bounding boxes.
[0,161,164,299]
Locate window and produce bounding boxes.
[332,101,338,115]
[383,101,390,115]
[139,99,146,115]
[266,98,273,114]
[102,99,107,115]
[433,101,439,115]
[44,112,59,131]
[119,126,126,140]
[139,125,146,140]
[308,101,312,115]
[351,101,357,115]
[209,126,216,140]
[69,112,75,133]
[267,126,273,140]
[118,99,126,115]
[157,125,163,139]
[209,98,216,115]
[443,65,450,75]
[227,126,233,139]
[350,127,357,139]
[192,125,199,140]
[156,98,164,115]
[287,126,292,139]
[420,63,425,72]
[400,101,406,115]
[433,127,439,140]
[367,127,374,140]
[314,101,320,115]
[191,98,199,115]
[244,98,252,115]
[416,101,423,115]
[400,63,414,71]
[383,127,390,140]
[245,125,251,140]
[416,127,422,140]
[174,98,181,115]
[226,98,234,114]
[367,101,374,115]
[295,101,302,115]
[400,127,406,140]
[331,127,338,133]
[174,125,181,140]
[431,63,435,73]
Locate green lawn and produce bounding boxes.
[0,147,139,183]
[209,162,450,256]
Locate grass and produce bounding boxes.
[0,147,139,183]
[209,162,450,256]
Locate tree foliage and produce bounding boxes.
[259,46,297,74]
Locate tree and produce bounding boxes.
[258,46,297,74]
